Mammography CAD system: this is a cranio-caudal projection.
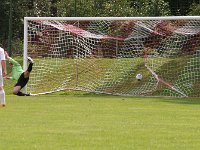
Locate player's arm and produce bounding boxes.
[4,76,13,80]
[7,57,20,66]
[5,51,20,66]
[1,60,7,77]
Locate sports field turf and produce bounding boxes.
[1,92,200,150]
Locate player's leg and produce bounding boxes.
[0,87,6,107]
[14,57,34,96]
[0,75,5,107]
[14,73,30,96]
[13,85,23,95]
[13,85,30,96]
[24,57,34,78]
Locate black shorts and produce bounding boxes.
[14,72,29,89]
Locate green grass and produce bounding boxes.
[1,92,200,150]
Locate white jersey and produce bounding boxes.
[0,47,6,75]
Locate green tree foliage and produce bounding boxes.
[56,0,136,17]
[188,3,200,15]
[0,0,198,55]
[130,0,171,16]
[0,0,10,46]
[167,0,198,15]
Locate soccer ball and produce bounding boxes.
[136,74,142,81]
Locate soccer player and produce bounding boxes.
[5,51,34,96]
[0,47,7,107]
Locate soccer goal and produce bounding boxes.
[24,16,200,97]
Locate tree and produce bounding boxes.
[50,0,57,16]
[1,0,199,56]
[0,0,10,46]
[130,0,171,16]
[188,3,200,15]
[167,0,200,15]
[56,0,136,17]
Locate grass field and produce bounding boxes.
[1,92,200,150]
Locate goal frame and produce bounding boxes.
[23,16,200,96]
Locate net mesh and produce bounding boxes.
[25,18,200,97]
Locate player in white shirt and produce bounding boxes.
[0,47,7,107]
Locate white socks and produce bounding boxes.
[0,89,5,105]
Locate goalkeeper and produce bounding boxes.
[5,51,34,96]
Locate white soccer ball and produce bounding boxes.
[136,74,142,80]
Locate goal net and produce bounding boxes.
[24,17,200,97]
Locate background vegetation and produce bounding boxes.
[0,0,200,55]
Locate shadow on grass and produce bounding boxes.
[47,90,200,104]
[57,90,111,97]
[159,97,200,105]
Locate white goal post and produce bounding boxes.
[24,16,200,97]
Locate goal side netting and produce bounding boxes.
[24,17,200,97]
